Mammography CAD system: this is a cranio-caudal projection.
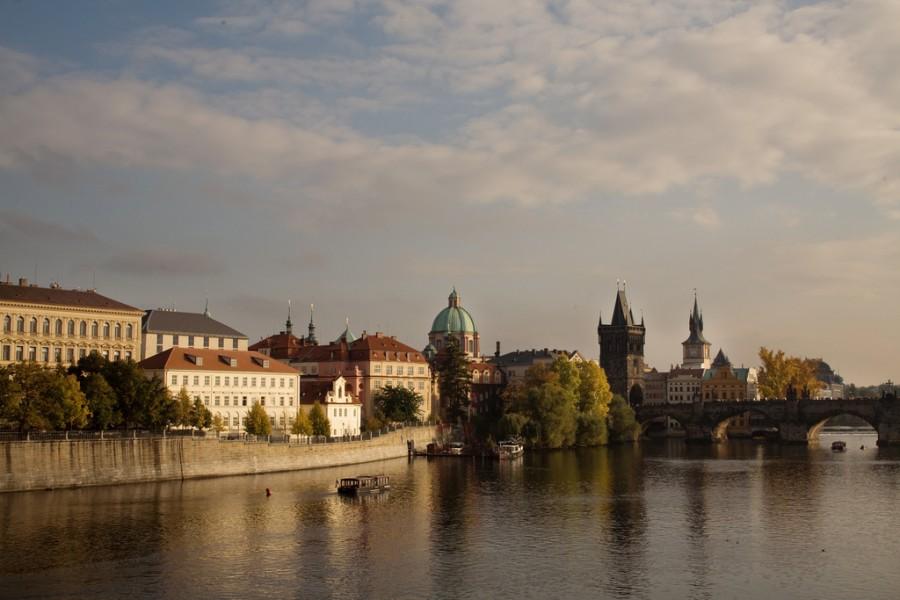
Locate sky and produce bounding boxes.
[0,0,898,385]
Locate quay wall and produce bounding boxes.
[0,427,438,493]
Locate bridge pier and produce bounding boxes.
[684,424,725,444]
[877,422,900,447]
[778,422,812,445]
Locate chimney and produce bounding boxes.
[18,278,28,287]
[495,341,500,358]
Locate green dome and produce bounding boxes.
[430,289,477,334]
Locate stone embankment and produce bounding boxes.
[0,426,437,493]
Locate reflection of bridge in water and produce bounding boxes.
[636,398,900,445]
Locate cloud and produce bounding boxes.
[0,209,98,243]
[103,249,225,277]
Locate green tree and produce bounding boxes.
[374,385,424,423]
[137,376,177,431]
[190,397,212,430]
[291,409,313,436]
[245,402,272,436]
[309,402,331,437]
[211,414,225,435]
[3,362,61,432]
[607,394,640,443]
[174,387,193,427]
[435,336,471,423]
[496,412,528,440]
[758,347,824,398]
[82,373,119,430]
[0,365,24,429]
[55,374,89,430]
[575,361,612,446]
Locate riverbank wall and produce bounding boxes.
[0,426,438,493]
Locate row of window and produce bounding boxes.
[213,414,293,428]
[372,364,426,376]
[329,407,358,418]
[170,374,295,388]
[472,370,502,383]
[373,379,426,391]
[2,315,134,340]
[1,345,131,363]
[155,333,239,350]
[193,395,295,408]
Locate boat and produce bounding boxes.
[497,440,524,460]
[831,440,847,451]
[336,475,390,495]
[447,441,464,455]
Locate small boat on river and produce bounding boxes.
[831,441,847,452]
[336,475,390,495]
[497,440,524,460]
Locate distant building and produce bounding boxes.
[643,368,668,405]
[682,293,712,369]
[598,285,646,405]
[140,347,299,432]
[494,348,585,382]
[667,368,705,403]
[427,288,480,357]
[291,331,433,422]
[141,306,247,360]
[0,278,142,366]
[701,349,759,401]
[299,375,361,437]
[249,303,318,360]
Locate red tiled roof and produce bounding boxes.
[249,331,316,359]
[291,332,428,364]
[139,347,299,374]
[0,282,141,313]
[300,378,361,405]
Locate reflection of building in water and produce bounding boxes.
[601,445,649,597]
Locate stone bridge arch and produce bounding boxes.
[805,409,878,442]
[708,406,781,442]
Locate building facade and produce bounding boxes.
[141,308,248,359]
[0,279,142,367]
[299,375,362,437]
[643,368,669,405]
[667,368,705,403]
[249,304,317,360]
[598,286,646,405]
[139,347,300,432]
[427,288,480,357]
[291,332,433,422]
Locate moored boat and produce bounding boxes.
[337,475,390,495]
[831,440,847,451]
[497,440,524,459]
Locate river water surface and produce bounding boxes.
[2,433,899,600]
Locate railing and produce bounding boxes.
[0,421,432,445]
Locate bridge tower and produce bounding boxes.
[682,292,711,369]
[598,284,646,406]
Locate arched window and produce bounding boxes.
[125,324,133,340]
[102,322,110,338]
[114,323,121,339]
[467,339,474,353]
[67,320,75,336]
[55,319,63,335]
[30,318,37,333]
[17,317,25,333]
[42,319,50,334]
[91,322,98,337]
[2,315,9,333]
[80,321,87,336]
[494,371,502,384]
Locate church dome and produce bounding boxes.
[430,288,477,334]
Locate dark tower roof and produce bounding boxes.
[307,304,317,344]
[712,348,731,368]
[611,289,635,327]
[683,293,710,345]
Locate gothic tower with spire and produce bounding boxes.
[307,303,317,344]
[598,284,646,405]
[682,292,711,368]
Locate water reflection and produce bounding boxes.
[2,439,900,600]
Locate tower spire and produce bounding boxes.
[285,300,293,335]
[203,298,210,318]
[307,303,317,344]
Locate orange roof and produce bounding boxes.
[139,347,299,374]
[292,332,428,364]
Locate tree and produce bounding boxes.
[174,388,193,427]
[190,397,212,430]
[211,414,225,435]
[245,403,272,436]
[309,402,331,437]
[2,362,61,432]
[55,374,89,430]
[575,361,612,446]
[82,373,119,430]
[435,336,471,423]
[607,394,639,443]
[758,347,824,398]
[496,412,528,440]
[137,376,177,431]
[374,385,423,423]
[291,409,313,436]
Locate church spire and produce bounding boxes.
[307,303,317,344]
[203,298,211,318]
[285,300,293,335]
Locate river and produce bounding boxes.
[2,433,899,600]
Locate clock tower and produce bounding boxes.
[682,292,711,369]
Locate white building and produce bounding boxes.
[141,308,248,360]
[140,347,300,432]
[299,375,362,437]
[667,367,705,403]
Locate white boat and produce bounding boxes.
[337,475,390,495]
[497,440,524,460]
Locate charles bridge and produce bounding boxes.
[636,397,900,446]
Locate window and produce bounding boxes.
[261,377,266,388]
[418,381,424,390]
[242,377,248,387]
[78,348,86,359]
[67,320,75,336]
[215,397,220,406]
[203,336,209,348]
[66,348,74,363]
[41,347,49,362]
[224,397,230,406]
[418,366,424,375]
[42,319,50,335]
[79,321,87,336]
[232,338,238,349]
[1,345,9,361]
[54,348,62,362]
[103,322,110,338]
[279,378,285,388]
[16,346,24,361]
[218,337,224,348]
[260,398,265,406]
[171,375,178,385]
[188,335,195,346]
[126,324,133,340]
[193,376,199,386]
[17,317,24,333]
[30,318,38,334]
[182,375,188,386]
[270,377,275,387]
[2,316,9,333]
[172,334,180,346]
[374,364,382,374]
[215,376,220,385]
[242,397,247,406]
[251,377,256,387]
[55,319,63,335]
[407,366,414,376]
[90,322,99,337]
[114,323,121,339]
[204,376,210,385]
[233,416,238,426]
[386,366,393,375]
[224,376,230,386]
[289,379,294,387]
[113,351,120,361]
[280,398,284,406]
